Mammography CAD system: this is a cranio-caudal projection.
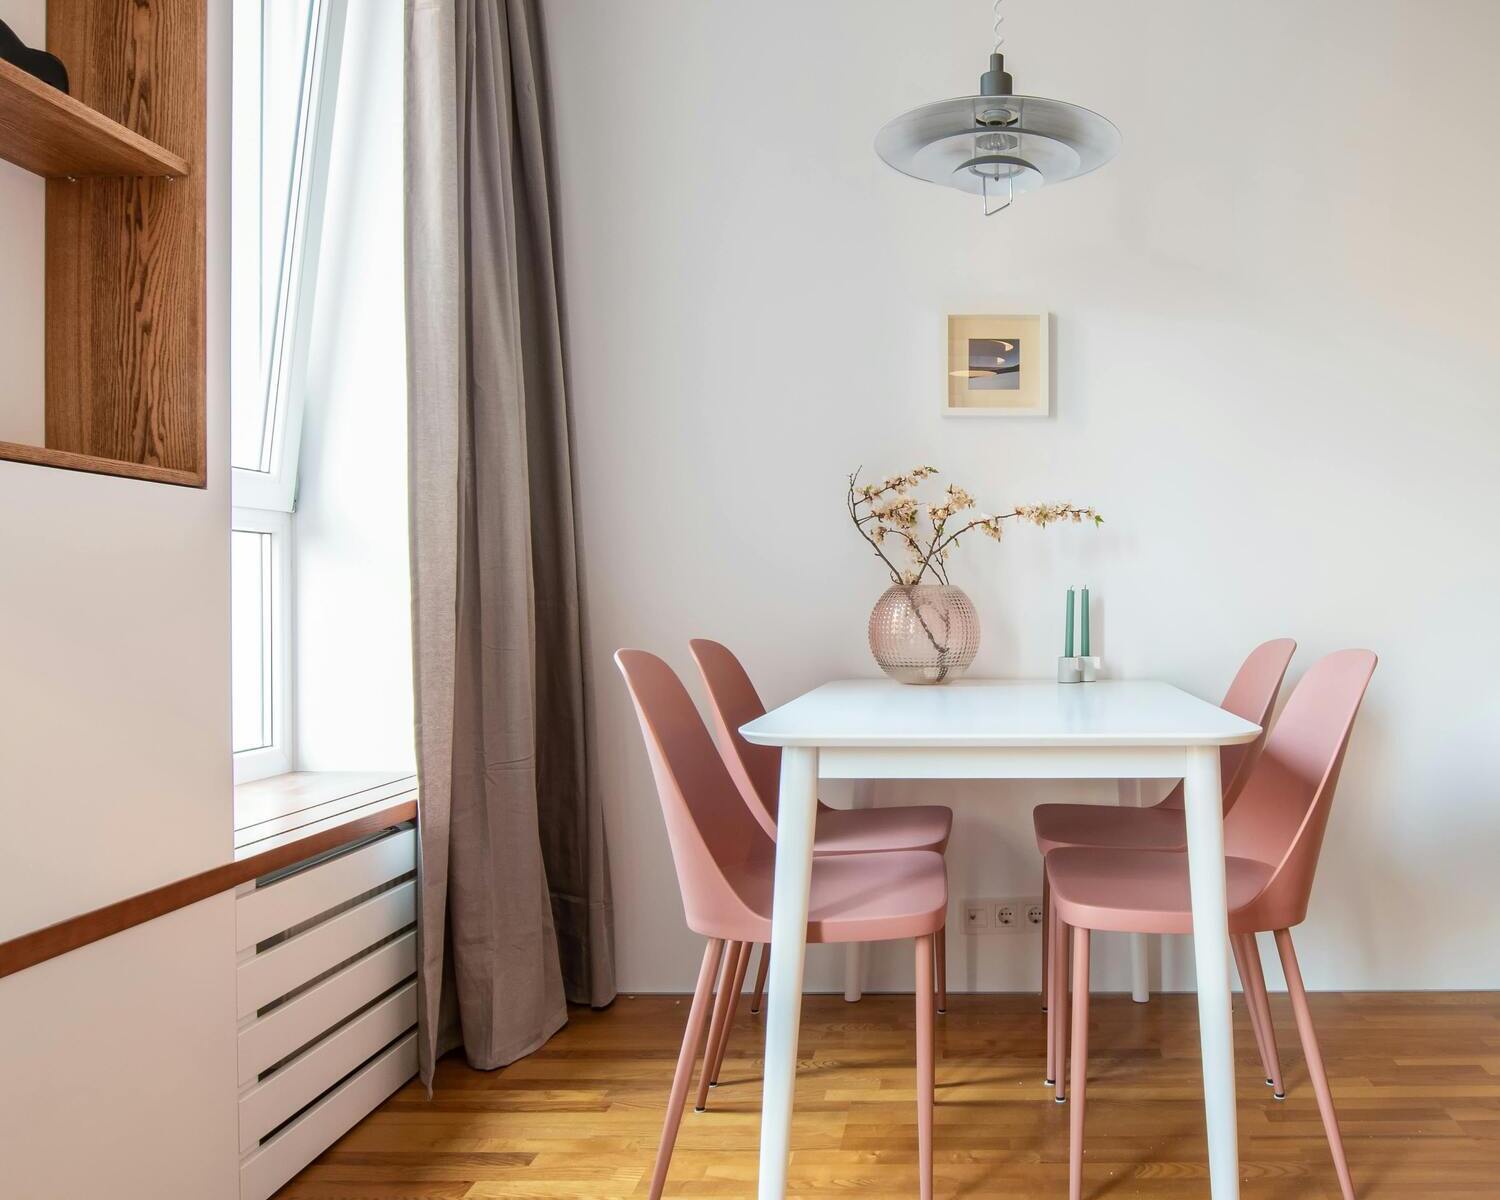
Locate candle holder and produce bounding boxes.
[1057,656,1083,684]
[1079,655,1103,682]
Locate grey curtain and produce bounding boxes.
[405,0,616,1088]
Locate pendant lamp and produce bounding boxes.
[875,0,1120,214]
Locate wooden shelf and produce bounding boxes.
[0,57,188,178]
[0,0,207,489]
[0,440,204,487]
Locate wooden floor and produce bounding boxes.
[278,989,1500,1199]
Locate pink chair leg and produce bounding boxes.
[1275,929,1356,1200]
[749,943,770,1014]
[695,940,741,1112]
[707,940,752,1086]
[650,939,724,1200]
[1237,932,1285,1097]
[1068,927,1091,1200]
[1231,933,1277,1091]
[914,934,935,1200]
[934,926,948,1015]
[1041,869,1051,1011]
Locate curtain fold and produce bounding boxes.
[405,0,616,1089]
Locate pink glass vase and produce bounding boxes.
[867,584,980,685]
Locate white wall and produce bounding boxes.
[0,0,239,1192]
[0,0,45,444]
[293,0,414,773]
[545,0,1500,995]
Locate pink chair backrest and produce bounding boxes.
[1225,648,1378,928]
[614,649,770,933]
[1159,637,1297,812]
[688,638,812,839]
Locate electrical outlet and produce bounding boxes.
[963,897,1044,934]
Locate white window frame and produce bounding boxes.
[230,0,348,513]
[232,508,295,784]
[230,1,347,780]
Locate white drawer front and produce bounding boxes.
[236,827,415,951]
[238,931,416,1086]
[238,980,417,1152]
[239,1032,417,1200]
[237,879,416,1018]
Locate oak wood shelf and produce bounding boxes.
[0,439,203,487]
[0,0,206,489]
[0,57,188,178]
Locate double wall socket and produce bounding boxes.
[961,897,1044,934]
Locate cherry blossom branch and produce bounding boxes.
[848,466,1102,588]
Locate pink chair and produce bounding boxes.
[1045,649,1377,1200]
[690,638,954,1018]
[1035,638,1296,1076]
[616,649,948,1200]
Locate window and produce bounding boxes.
[231,510,292,780]
[231,527,273,752]
[231,0,347,780]
[231,0,346,511]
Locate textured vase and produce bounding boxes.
[867,584,980,685]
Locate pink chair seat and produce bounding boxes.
[1045,846,1275,936]
[1031,803,1186,857]
[815,804,952,855]
[680,846,950,946]
[739,847,949,944]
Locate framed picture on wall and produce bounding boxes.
[944,313,1050,417]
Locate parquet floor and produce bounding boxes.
[278,990,1500,1199]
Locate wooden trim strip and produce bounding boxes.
[0,797,416,981]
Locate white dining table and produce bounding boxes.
[740,678,1261,1200]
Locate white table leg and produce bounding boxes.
[843,781,873,1002]
[758,745,819,1200]
[1117,780,1152,1003]
[1182,745,1240,1200]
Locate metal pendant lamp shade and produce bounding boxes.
[876,7,1119,214]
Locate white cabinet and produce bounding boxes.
[234,826,418,1200]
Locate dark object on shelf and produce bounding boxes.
[0,20,69,94]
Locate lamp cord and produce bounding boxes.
[992,0,1005,53]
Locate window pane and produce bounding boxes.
[231,529,275,752]
[231,0,317,473]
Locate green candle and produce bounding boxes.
[1080,586,1091,657]
[1064,587,1075,657]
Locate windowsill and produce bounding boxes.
[234,770,417,861]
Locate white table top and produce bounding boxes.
[740,678,1261,749]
